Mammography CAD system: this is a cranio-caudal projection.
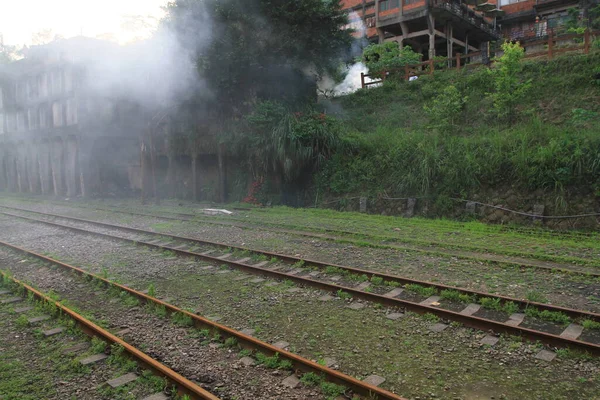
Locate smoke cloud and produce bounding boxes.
[318,12,370,97]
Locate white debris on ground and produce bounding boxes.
[202,208,234,216]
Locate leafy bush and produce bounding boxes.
[361,42,421,77]
[424,85,467,133]
[487,41,531,124]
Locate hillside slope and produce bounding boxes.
[315,52,600,225]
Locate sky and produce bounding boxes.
[0,0,170,46]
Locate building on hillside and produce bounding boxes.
[342,0,598,57]
[0,37,148,198]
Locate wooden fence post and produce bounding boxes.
[382,70,387,82]
[584,29,590,54]
[456,52,461,70]
[548,30,554,60]
[361,72,365,89]
[429,59,434,75]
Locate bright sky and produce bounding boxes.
[0,0,169,46]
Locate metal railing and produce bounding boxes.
[360,29,598,88]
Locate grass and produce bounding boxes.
[255,352,292,370]
[405,284,437,297]
[440,289,474,304]
[524,307,571,325]
[582,319,600,330]
[171,312,193,327]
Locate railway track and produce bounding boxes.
[0,271,219,400]
[0,239,405,400]
[2,208,600,356]
[6,201,595,277]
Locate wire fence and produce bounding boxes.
[316,194,600,220]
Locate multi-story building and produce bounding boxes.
[0,37,141,198]
[342,0,598,57]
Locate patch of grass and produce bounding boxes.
[171,312,193,327]
[502,301,520,315]
[140,369,167,392]
[239,349,252,358]
[422,313,440,323]
[107,343,137,372]
[336,289,351,300]
[300,372,324,386]
[325,266,343,275]
[255,352,291,369]
[148,303,167,318]
[525,307,571,325]
[526,291,548,303]
[582,319,600,330]
[147,283,156,297]
[15,314,29,328]
[224,337,238,348]
[320,381,346,399]
[370,276,384,285]
[405,284,437,297]
[479,297,502,311]
[91,337,108,353]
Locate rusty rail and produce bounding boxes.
[2,210,600,356]
[0,271,220,400]
[0,239,406,400]
[3,203,599,280]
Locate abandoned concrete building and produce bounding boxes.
[0,37,225,201]
[342,0,599,57]
[0,38,144,198]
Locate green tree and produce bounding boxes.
[165,0,353,117]
[0,36,19,64]
[231,100,341,189]
[361,42,420,77]
[487,41,531,124]
[424,85,468,133]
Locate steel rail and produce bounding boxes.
[2,208,600,323]
[6,203,593,278]
[2,211,600,356]
[0,239,405,400]
[0,271,220,400]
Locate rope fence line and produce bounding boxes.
[316,195,600,220]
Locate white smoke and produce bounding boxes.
[331,62,370,95]
[318,11,371,97]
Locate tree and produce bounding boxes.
[31,29,63,45]
[361,42,421,77]
[488,41,531,125]
[424,85,468,133]
[164,0,353,203]
[164,0,353,117]
[231,100,342,204]
[0,35,20,64]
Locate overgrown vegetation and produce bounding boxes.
[317,52,600,202]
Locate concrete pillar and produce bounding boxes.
[0,149,6,192]
[427,14,436,59]
[429,34,435,59]
[27,144,41,194]
[446,23,453,67]
[377,28,385,44]
[65,137,78,198]
[51,139,65,196]
[5,150,17,192]
[77,138,95,198]
[16,145,28,193]
[38,141,52,195]
[191,154,198,202]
